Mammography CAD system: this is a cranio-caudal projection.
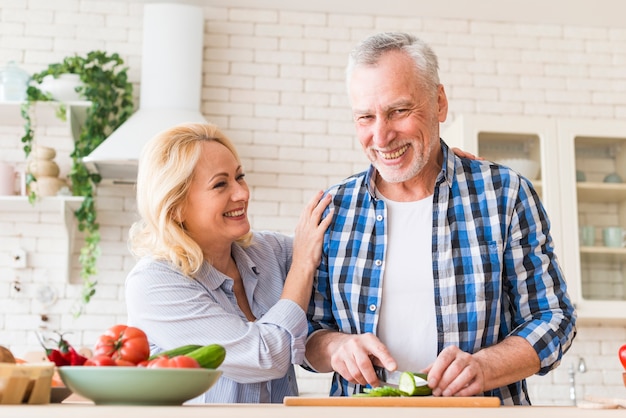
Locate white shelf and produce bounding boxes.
[0,190,84,283]
[0,195,82,210]
[0,195,84,239]
[0,101,91,284]
[0,100,90,130]
[577,182,626,203]
[580,246,626,263]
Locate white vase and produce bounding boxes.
[38,74,84,102]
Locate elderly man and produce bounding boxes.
[304,32,576,406]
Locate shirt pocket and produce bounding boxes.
[454,239,503,302]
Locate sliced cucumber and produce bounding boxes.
[399,371,432,396]
[398,371,417,395]
[353,386,405,397]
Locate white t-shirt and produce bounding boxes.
[375,192,438,372]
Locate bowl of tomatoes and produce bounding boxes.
[57,366,222,405]
[55,324,224,405]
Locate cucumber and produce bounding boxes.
[186,344,226,369]
[412,372,432,396]
[148,344,203,360]
[398,371,432,396]
[353,386,405,397]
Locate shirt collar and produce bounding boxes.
[195,242,260,291]
[439,139,455,188]
[364,165,378,200]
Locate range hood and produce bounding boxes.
[82,2,207,183]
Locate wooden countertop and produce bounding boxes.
[1,403,624,418]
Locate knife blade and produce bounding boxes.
[374,367,429,388]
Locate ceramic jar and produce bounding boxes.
[0,61,30,102]
[27,146,67,197]
[0,162,20,196]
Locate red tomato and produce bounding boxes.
[147,355,200,369]
[619,344,626,370]
[84,354,117,366]
[114,358,136,367]
[93,324,150,365]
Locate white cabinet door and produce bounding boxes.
[444,114,626,320]
[442,114,563,259]
[557,118,626,321]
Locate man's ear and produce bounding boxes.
[437,84,448,123]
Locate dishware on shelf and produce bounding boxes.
[576,170,586,182]
[602,226,626,248]
[37,74,84,102]
[603,173,623,184]
[0,162,20,196]
[0,61,30,102]
[57,366,222,405]
[579,225,595,246]
[498,158,540,180]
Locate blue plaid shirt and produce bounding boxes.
[307,140,577,405]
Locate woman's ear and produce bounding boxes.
[172,205,185,224]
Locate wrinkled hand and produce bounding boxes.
[292,191,333,271]
[424,345,485,397]
[328,332,397,387]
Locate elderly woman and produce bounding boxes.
[125,122,332,403]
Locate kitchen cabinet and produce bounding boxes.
[442,114,626,321]
[557,118,626,321]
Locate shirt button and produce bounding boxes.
[369,304,377,312]
[375,259,382,266]
[376,214,383,221]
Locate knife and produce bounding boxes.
[374,366,429,388]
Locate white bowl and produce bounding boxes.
[38,74,84,102]
[58,366,222,405]
[499,158,540,180]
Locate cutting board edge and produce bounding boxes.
[283,396,501,408]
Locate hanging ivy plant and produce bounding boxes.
[21,51,134,316]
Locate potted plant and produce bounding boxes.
[21,51,134,316]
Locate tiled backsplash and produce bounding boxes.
[1,0,625,405]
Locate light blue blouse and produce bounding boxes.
[125,231,305,403]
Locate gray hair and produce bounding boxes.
[346,32,440,92]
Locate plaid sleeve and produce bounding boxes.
[504,178,577,374]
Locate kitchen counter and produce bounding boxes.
[1,403,624,418]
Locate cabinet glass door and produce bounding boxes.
[574,135,626,300]
[442,114,561,254]
[558,119,626,317]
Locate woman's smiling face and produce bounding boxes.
[180,140,250,250]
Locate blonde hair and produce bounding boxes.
[129,122,252,276]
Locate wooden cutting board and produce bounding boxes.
[283,396,500,407]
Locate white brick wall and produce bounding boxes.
[1,0,625,405]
